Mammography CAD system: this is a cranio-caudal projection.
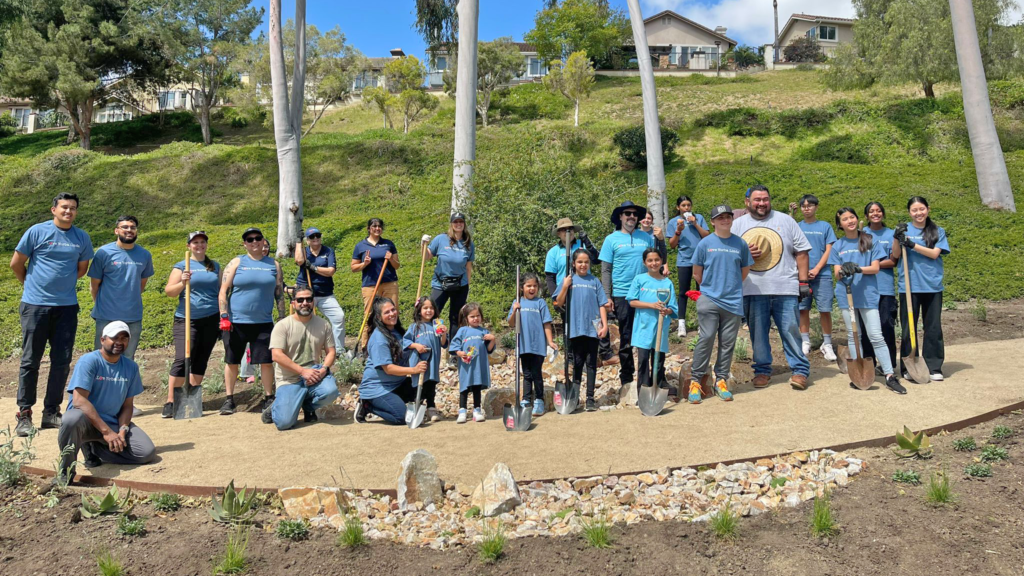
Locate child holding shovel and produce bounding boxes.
[554,249,609,412]
[449,303,495,423]
[507,272,557,416]
[791,194,838,361]
[628,248,678,399]
[829,208,905,394]
[403,297,447,422]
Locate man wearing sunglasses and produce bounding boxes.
[295,228,348,358]
[264,287,339,429]
[218,228,285,415]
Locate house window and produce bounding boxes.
[435,56,447,71]
[12,108,32,128]
[99,104,130,123]
[528,57,547,77]
[808,25,837,40]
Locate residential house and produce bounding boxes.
[353,48,407,91]
[766,13,856,63]
[425,43,548,89]
[637,10,737,70]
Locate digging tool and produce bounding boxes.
[901,254,930,384]
[639,289,671,416]
[415,237,429,306]
[835,347,849,374]
[841,277,875,390]
[354,256,390,357]
[405,349,428,429]
[503,267,533,432]
[555,231,579,415]
[174,253,203,419]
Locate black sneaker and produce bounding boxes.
[161,402,174,419]
[219,398,235,415]
[261,397,275,424]
[885,375,907,395]
[585,398,597,412]
[41,411,61,430]
[15,410,33,437]
[82,443,102,469]
[354,400,367,424]
[303,408,318,423]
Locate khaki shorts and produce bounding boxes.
[360,282,399,346]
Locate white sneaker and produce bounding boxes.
[456,409,467,424]
[428,408,441,422]
[473,408,485,422]
[820,343,837,361]
[677,321,686,337]
[930,372,944,381]
[801,339,811,356]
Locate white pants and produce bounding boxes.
[315,295,347,353]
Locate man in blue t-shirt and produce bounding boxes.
[10,193,94,437]
[88,215,155,361]
[55,321,155,486]
[295,227,349,357]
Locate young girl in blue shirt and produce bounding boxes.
[628,248,678,399]
[403,297,447,422]
[450,303,495,423]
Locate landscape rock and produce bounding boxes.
[279,486,351,525]
[471,463,522,517]
[396,449,443,510]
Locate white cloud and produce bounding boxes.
[639,0,856,46]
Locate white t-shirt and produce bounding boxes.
[730,210,811,296]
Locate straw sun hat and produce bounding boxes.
[741,227,784,272]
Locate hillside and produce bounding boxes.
[1,70,1022,357]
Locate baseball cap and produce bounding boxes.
[305,227,321,238]
[710,204,734,219]
[241,227,262,240]
[101,321,131,340]
[187,230,208,243]
[450,212,466,223]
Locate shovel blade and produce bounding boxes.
[638,385,669,417]
[514,406,533,431]
[835,346,849,375]
[173,383,203,420]
[848,359,875,390]
[904,356,930,384]
[408,403,427,429]
[503,404,517,431]
[554,381,578,415]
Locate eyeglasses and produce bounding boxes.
[244,236,264,243]
[623,211,638,217]
[308,234,322,239]
[294,297,314,304]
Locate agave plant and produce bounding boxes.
[210,480,259,524]
[893,426,933,459]
[81,484,134,518]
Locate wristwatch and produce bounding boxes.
[119,425,130,433]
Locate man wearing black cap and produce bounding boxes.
[295,227,348,357]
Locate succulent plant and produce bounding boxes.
[81,484,134,518]
[210,480,259,524]
[893,426,933,459]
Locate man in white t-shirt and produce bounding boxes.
[730,185,812,390]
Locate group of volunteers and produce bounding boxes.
[9,188,950,480]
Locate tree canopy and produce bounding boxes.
[544,50,594,127]
[524,0,629,65]
[444,37,526,127]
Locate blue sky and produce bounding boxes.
[250,0,859,60]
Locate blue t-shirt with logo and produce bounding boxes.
[87,242,155,322]
[66,350,143,428]
[506,297,553,356]
[599,230,656,297]
[403,321,443,384]
[449,326,491,391]
[829,236,887,309]
[297,245,338,296]
[352,239,398,288]
[544,240,584,298]
[428,235,474,289]
[691,234,754,317]
[173,259,221,319]
[897,224,950,294]
[15,221,95,307]
[360,328,410,400]
[798,220,837,278]
[229,254,278,324]
[863,227,896,297]
[626,274,678,353]
[565,273,608,339]
[666,214,709,267]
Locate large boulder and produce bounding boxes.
[279,486,351,528]
[482,387,515,417]
[396,449,443,510]
[471,463,522,517]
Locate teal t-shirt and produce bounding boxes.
[506,297,553,356]
[565,273,607,339]
[428,235,475,289]
[863,227,895,297]
[896,224,950,294]
[173,259,221,319]
[626,274,678,353]
[598,230,656,297]
[15,221,94,307]
[798,220,837,277]
[449,326,491,391]
[665,214,708,267]
[829,236,887,309]
[544,239,584,298]
[360,328,409,400]
[403,322,442,384]
[88,242,155,322]
[65,351,143,428]
[691,234,754,317]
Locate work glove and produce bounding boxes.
[893,223,916,249]
[840,262,862,277]
[219,315,232,332]
[798,282,812,302]
[421,234,431,244]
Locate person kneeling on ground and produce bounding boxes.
[56,321,156,485]
[264,287,340,430]
[356,297,429,424]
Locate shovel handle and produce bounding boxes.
[184,251,191,360]
[901,256,919,353]
[845,292,863,360]
[355,257,390,354]
[415,241,428,304]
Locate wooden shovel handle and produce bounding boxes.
[184,251,191,360]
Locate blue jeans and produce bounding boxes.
[365,378,415,425]
[840,308,894,376]
[271,372,339,431]
[744,295,809,377]
[314,296,347,353]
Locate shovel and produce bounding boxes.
[504,266,533,431]
[405,349,428,429]
[639,289,671,416]
[354,257,390,357]
[835,347,849,375]
[901,255,930,384]
[842,278,875,390]
[174,252,203,419]
[554,232,579,415]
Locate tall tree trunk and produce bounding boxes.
[949,0,1015,211]
[625,0,667,228]
[922,81,935,99]
[269,0,307,258]
[451,0,479,214]
[574,99,579,127]
[200,98,212,145]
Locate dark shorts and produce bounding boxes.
[223,322,274,365]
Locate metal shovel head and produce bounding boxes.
[554,380,579,415]
[407,402,427,429]
[638,385,668,417]
[848,357,875,390]
[173,382,203,419]
[904,355,930,384]
[503,404,532,432]
[835,346,849,375]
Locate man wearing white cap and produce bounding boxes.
[55,321,155,484]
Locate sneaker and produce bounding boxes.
[820,343,837,361]
[930,372,944,382]
[354,401,367,424]
[677,322,687,337]
[161,402,174,419]
[15,410,34,437]
[902,372,911,381]
[885,375,907,395]
[219,398,235,415]
[245,376,255,384]
[752,374,770,389]
[41,411,61,430]
[82,443,102,469]
[801,339,811,356]
[687,380,703,404]
[456,408,468,424]
[532,399,545,416]
[714,379,734,402]
[520,400,531,409]
[428,408,441,422]
[585,398,596,411]
[304,408,319,423]
[789,374,808,390]
[473,408,485,422]
[875,365,885,376]
[260,397,275,424]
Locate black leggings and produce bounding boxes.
[676,266,700,320]
[429,285,470,345]
[636,347,668,394]
[520,353,545,403]
[570,336,599,399]
[899,291,944,374]
[459,385,483,410]
[170,314,220,377]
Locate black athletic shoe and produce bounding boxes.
[161,402,174,419]
[354,400,367,424]
[261,397,275,424]
[40,411,61,430]
[585,398,597,412]
[885,375,907,395]
[219,398,236,415]
[82,443,102,469]
[303,408,318,423]
[15,410,33,437]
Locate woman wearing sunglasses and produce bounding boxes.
[217,228,285,415]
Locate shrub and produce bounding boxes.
[116,515,147,537]
[709,500,738,539]
[477,521,507,563]
[183,123,223,143]
[149,492,181,512]
[925,470,955,505]
[491,83,571,122]
[783,37,826,63]
[0,425,35,487]
[0,112,18,138]
[229,116,249,129]
[980,445,1008,462]
[988,79,1024,109]
[810,492,838,538]
[96,550,125,576]
[580,514,613,549]
[972,300,988,322]
[333,355,364,384]
[892,469,921,485]
[964,463,992,478]
[500,330,516,349]
[992,425,1013,440]
[612,124,681,169]
[214,525,251,575]
[337,514,367,548]
[952,437,976,452]
[276,519,310,541]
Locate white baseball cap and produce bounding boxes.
[101,321,131,339]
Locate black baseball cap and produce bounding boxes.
[710,204,734,219]
[188,230,208,243]
[450,212,466,223]
[241,227,263,240]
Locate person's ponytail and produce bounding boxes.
[907,196,939,248]
[203,256,215,273]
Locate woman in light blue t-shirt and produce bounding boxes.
[666,196,708,337]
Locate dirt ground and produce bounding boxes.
[2,410,1024,575]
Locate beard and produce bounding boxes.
[297,307,313,317]
[117,234,136,244]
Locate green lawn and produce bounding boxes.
[0,70,1021,357]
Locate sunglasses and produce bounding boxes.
[307,234,322,239]
[623,211,638,217]
[244,236,264,243]
[294,296,314,304]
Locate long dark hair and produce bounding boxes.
[907,196,939,248]
[675,195,693,215]
[458,302,483,328]
[187,237,216,272]
[571,248,591,274]
[367,297,404,361]
[519,271,541,298]
[412,297,437,329]
[642,247,664,265]
[835,208,872,253]
[863,201,886,228]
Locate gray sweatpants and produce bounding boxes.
[57,408,156,478]
[691,296,743,382]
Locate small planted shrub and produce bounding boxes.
[96,550,125,576]
[893,426,933,459]
[952,437,977,452]
[687,336,699,351]
[612,125,681,169]
[149,492,181,513]
[580,514,613,549]
[925,471,956,505]
[214,525,251,575]
[810,492,838,538]
[0,426,35,487]
[980,445,1009,463]
[709,500,739,539]
[337,515,366,549]
[992,426,1013,440]
[465,506,481,518]
[892,470,921,485]
[276,519,310,541]
[210,480,259,525]
[477,521,507,564]
[733,338,750,361]
[500,330,516,350]
[964,463,993,478]
[81,485,134,518]
[116,515,147,537]
[972,300,988,322]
